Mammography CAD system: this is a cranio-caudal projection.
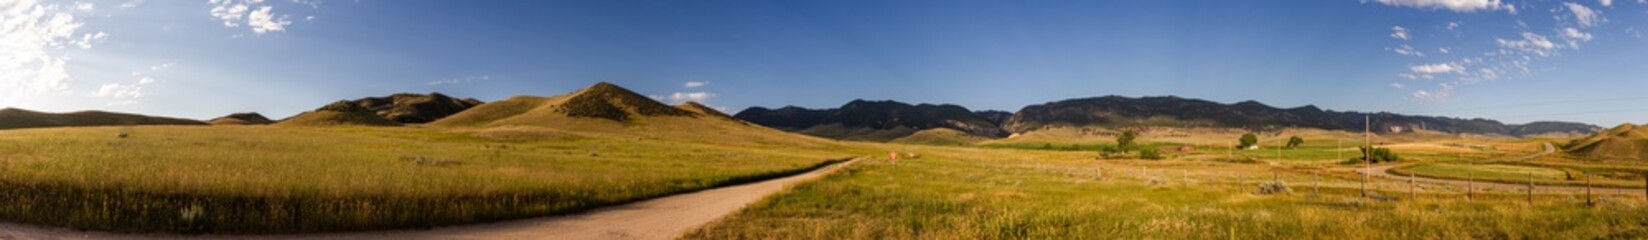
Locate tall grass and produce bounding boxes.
[686,144,1648,239]
[0,126,845,233]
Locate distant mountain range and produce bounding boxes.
[737,95,1601,141]
[734,100,1007,141]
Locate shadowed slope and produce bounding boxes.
[275,101,402,127]
[208,112,275,125]
[0,108,205,130]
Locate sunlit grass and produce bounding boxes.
[0,126,847,233]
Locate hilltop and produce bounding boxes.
[735,100,1007,141]
[275,101,403,127]
[1564,123,1648,161]
[321,92,484,124]
[431,82,832,146]
[0,108,205,130]
[208,112,275,125]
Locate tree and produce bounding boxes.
[1116,131,1137,152]
[1359,146,1400,163]
[1285,136,1304,149]
[1238,133,1258,149]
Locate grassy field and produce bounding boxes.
[0,126,849,233]
[687,143,1648,239]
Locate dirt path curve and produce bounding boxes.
[1355,143,1643,195]
[0,158,859,240]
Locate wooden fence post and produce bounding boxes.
[1467,172,1474,201]
[1527,171,1534,206]
[1586,175,1593,206]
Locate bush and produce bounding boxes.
[1238,133,1258,149]
[1358,146,1400,163]
[1256,180,1291,195]
[1285,136,1304,149]
[1139,148,1164,160]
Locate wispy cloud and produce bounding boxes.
[1410,62,1465,74]
[1390,26,1411,41]
[667,92,716,103]
[684,81,708,88]
[1563,2,1603,27]
[209,0,311,35]
[1371,0,1515,13]
[428,75,490,86]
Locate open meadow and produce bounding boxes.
[0,125,852,233]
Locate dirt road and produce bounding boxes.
[1355,143,1643,195]
[0,159,858,240]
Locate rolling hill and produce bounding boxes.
[274,101,403,127]
[430,82,833,146]
[1564,123,1648,161]
[0,108,205,130]
[320,92,484,124]
[734,100,1007,141]
[1003,95,1600,136]
[208,112,275,125]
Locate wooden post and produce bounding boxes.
[1409,174,1416,200]
[1467,172,1474,201]
[1313,171,1320,197]
[1362,115,1370,199]
[1527,171,1535,205]
[1586,175,1593,206]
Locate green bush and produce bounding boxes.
[1116,131,1137,152]
[1139,148,1164,160]
[1357,146,1400,163]
[1238,133,1258,149]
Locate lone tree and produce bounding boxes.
[1117,131,1137,152]
[1285,136,1304,149]
[1238,133,1259,149]
[1359,146,1400,163]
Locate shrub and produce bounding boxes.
[1139,148,1164,160]
[1285,136,1304,149]
[1238,133,1258,149]
[1256,180,1291,194]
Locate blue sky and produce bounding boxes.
[4,0,1647,126]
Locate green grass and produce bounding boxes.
[687,144,1648,239]
[1396,162,1648,188]
[0,126,846,233]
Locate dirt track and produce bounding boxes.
[0,159,858,240]
[1354,143,1644,195]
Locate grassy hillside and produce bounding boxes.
[0,126,852,233]
[1565,124,1648,161]
[0,108,205,130]
[274,110,403,127]
[891,128,991,146]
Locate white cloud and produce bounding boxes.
[1390,26,1411,41]
[1391,44,1424,56]
[428,75,488,86]
[1564,2,1603,27]
[1390,83,1406,88]
[119,0,143,8]
[138,77,155,84]
[1438,47,1451,54]
[1,0,94,106]
[1373,0,1515,13]
[1495,32,1558,56]
[210,0,310,35]
[667,92,716,103]
[1560,27,1594,48]
[1600,0,1613,6]
[684,81,708,88]
[73,2,93,12]
[1398,73,1435,80]
[95,83,142,99]
[1445,21,1462,31]
[247,6,290,34]
[1410,62,1466,74]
